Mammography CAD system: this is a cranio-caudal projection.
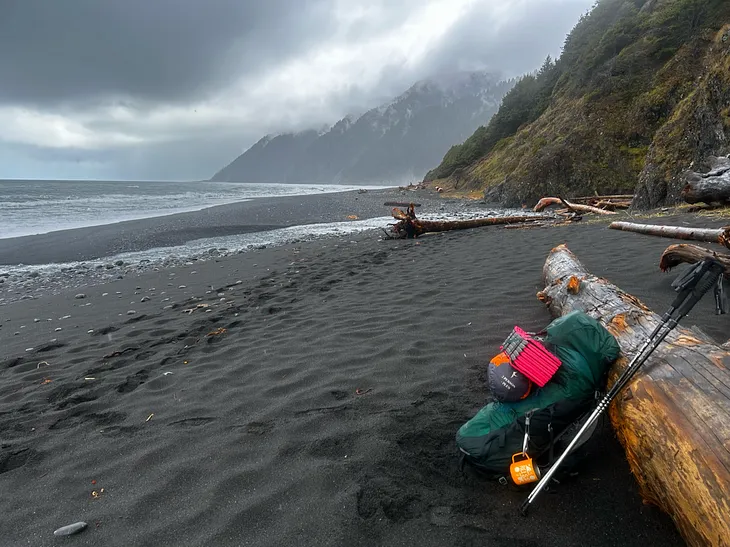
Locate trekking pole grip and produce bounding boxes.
[674,259,724,320]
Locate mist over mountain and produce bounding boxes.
[211,71,513,185]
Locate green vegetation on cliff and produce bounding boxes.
[425,0,730,208]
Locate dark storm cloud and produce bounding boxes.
[0,0,337,106]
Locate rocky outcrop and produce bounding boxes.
[633,28,730,207]
[426,1,730,209]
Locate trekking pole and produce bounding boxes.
[520,257,725,516]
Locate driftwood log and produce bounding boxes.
[534,197,617,215]
[682,156,730,205]
[387,204,550,238]
[591,199,631,211]
[659,244,730,276]
[538,244,730,547]
[570,194,634,203]
[609,221,730,250]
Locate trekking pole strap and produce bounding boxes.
[672,259,725,320]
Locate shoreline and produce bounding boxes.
[0,188,407,266]
[0,188,528,305]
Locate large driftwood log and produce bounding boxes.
[534,197,617,215]
[659,244,730,275]
[609,221,730,249]
[387,204,550,238]
[682,156,730,205]
[538,244,730,547]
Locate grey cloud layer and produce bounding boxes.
[0,0,593,179]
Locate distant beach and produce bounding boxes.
[3,187,729,546]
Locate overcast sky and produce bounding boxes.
[0,0,594,181]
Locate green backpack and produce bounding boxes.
[456,311,620,479]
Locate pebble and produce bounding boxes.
[102,292,109,296]
[140,296,150,302]
[178,285,187,289]
[53,521,88,537]
[115,260,125,266]
[87,329,94,334]
[74,293,86,299]
[127,310,136,315]
[55,327,62,332]
[34,318,40,323]
[25,347,34,352]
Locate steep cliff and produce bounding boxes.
[425,0,730,208]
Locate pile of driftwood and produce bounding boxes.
[383,193,636,239]
[533,194,633,216]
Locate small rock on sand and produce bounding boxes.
[53,521,88,537]
[140,296,150,302]
[74,293,86,299]
[127,310,136,315]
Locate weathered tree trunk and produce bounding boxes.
[388,204,550,238]
[534,197,617,215]
[591,200,631,211]
[682,156,730,205]
[659,243,730,275]
[609,221,730,249]
[537,244,730,547]
[570,194,635,203]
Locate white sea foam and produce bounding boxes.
[0,208,543,276]
[0,180,388,239]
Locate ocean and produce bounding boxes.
[0,179,385,240]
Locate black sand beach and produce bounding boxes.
[2,191,729,546]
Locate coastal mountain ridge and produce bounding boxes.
[424,0,730,208]
[210,71,514,185]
